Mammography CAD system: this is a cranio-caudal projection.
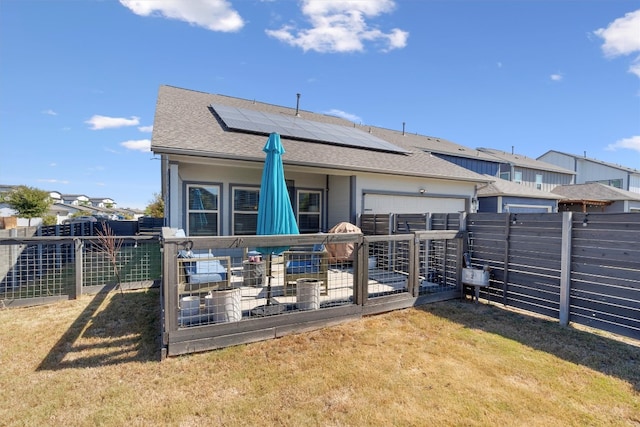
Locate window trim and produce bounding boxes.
[185,182,221,236]
[514,171,523,184]
[231,185,260,236]
[296,189,323,233]
[535,174,543,190]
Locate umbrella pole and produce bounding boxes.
[265,254,273,306]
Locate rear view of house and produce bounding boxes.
[151,85,490,236]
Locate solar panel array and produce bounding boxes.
[211,103,410,154]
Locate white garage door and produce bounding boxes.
[363,194,466,214]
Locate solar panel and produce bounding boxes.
[211,103,410,154]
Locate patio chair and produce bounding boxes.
[177,251,231,296]
[283,244,329,296]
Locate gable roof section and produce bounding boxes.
[551,183,640,202]
[538,150,639,174]
[477,148,575,175]
[477,175,564,199]
[410,136,499,162]
[151,85,490,184]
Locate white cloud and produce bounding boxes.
[550,73,563,81]
[605,136,640,153]
[42,109,57,116]
[119,0,244,32]
[85,115,140,130]
[324,108,362,123]
[594,10,640,78]
[37,179,69,184]
[630,58,640,78]
[266,0,408,53]
[121,139,151,152]
[138,125,153,132]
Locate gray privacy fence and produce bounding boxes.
[0,229,161,307]
[466,212,640,340]
[160,229,464,356]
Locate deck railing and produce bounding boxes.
[160,229,464,356]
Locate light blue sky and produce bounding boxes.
[1,0,639,209]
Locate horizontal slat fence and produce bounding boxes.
[569,213,640,338]
[467,212,640,340]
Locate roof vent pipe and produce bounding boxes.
[295,93,301,117]
[402,122,406,136]
[511,145,514,155]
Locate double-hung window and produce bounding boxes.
[535,174,543,190]
[514,171,523,184]
[186,184,220,236]
[233,187,260,235]
[297,190,322,233]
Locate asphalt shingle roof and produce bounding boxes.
[151,85,490,184]
[538,150,640,174]
[551,183,640,201]
[476,175,564,199]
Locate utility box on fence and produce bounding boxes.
[462,268,490,287]
[462,267,490,303]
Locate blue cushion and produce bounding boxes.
[286,260,319,274]
[179,251,227,283]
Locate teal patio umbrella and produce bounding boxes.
[256,133,299,313]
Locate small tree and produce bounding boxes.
[2,185,51,226]
[145,192,164,218]
[95,224,124,294]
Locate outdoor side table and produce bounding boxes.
[243,261,265,287]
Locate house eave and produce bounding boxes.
[153,147,491,185]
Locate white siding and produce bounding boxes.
[169,158,478,235]
[364,194,466,214]
[356,173,473,215]
[577,160,628,184]
[538,152,575,171]
[629,175,640,194]
[327,175,351,227]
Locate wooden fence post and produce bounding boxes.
[559,212,573,326]
[163,239,178,334]
[355,236,367,305]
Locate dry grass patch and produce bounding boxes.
[0,289,638,426]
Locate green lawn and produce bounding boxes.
[0,288,637,426]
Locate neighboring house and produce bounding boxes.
[47,203,92,224]
[476,148,574,192]
[407,136,506,176]
[150,85,492,237]
[551,183,640,213]
[476,175,564,213]
[538,150,640,194]
[60,194,91,206]
[89,197,117,209]
[410,140,575,194]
